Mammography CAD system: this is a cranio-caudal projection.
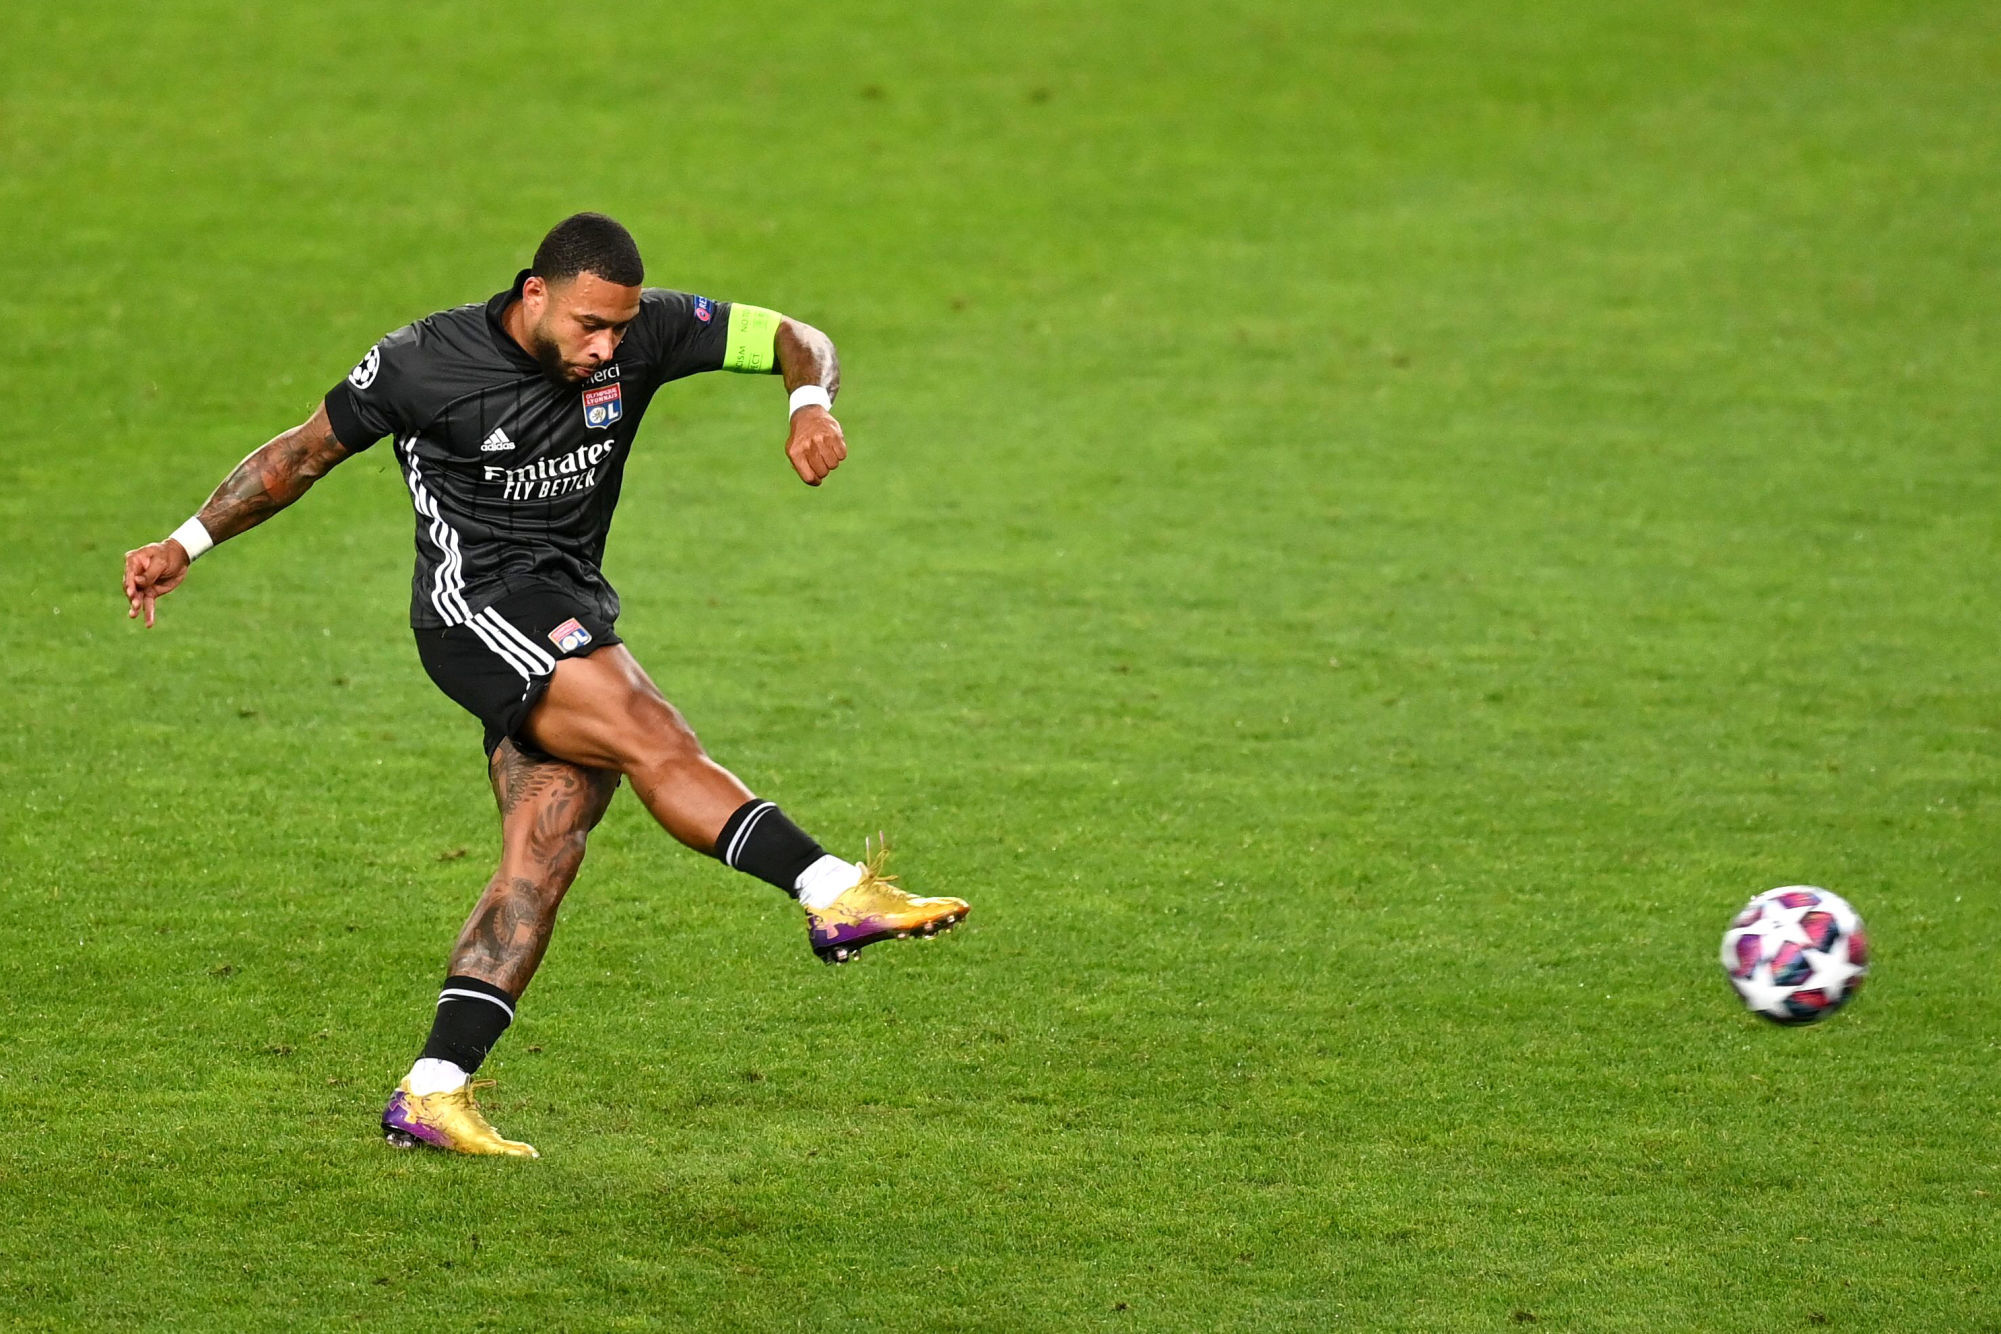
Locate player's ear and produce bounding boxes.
[522,275,547,308]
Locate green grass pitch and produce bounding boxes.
[2,1,1997,1328]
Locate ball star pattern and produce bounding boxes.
[1721,886,1868,1025]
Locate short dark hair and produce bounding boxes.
[532,212,644,287]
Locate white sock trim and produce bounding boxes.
[404,1058,469,1096]
[723,801,776,869]
[796,854,865,910]
[439,986,515,1020]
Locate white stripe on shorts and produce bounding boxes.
[464,612,541,682]
[479,608,558,675]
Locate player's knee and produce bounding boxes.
[613,694,709,778]
[583,770,620,828]
[506,829,589,898]
[543,829,591,886]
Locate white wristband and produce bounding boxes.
[788,384,833,417]
[168,517,214,562]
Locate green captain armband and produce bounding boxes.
[722,304,783,373]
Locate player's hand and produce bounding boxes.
[786,404,847,486]
[123,540,192,628]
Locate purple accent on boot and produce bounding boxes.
[810,918,876,949]
[382,1090,452,1148]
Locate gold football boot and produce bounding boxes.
[805,841,969,964]
[381,1079,539,1158]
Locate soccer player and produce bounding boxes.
[121,213,969,1158]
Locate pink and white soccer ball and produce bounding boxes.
[1721,886,1869,1025]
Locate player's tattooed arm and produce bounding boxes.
[194,402,353,543]
[123,404,353,626]
[776,317,847,487]
[776,318,839,399]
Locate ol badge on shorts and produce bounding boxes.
[548,618,593,653]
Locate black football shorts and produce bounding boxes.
[414,585,621,759]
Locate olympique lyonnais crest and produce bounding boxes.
[547,618,593,653]
[582,384,623,429]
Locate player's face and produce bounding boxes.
[522,273,642,384]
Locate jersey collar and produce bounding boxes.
[486,269,543,371]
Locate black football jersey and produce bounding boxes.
[324,270,773,630]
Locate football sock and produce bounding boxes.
[797,855,864,910]
[415,974,516,1077]
[405,1057,469,1096]
[714,798,826,896]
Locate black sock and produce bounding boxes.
[714,798,826,896]
[419,975,516,1073]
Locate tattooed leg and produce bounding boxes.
[445,739,620,997]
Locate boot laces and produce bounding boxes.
[860,832,898,887]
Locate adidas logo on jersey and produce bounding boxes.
[480,428,516,453]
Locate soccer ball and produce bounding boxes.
[1720,886,1869,1025]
